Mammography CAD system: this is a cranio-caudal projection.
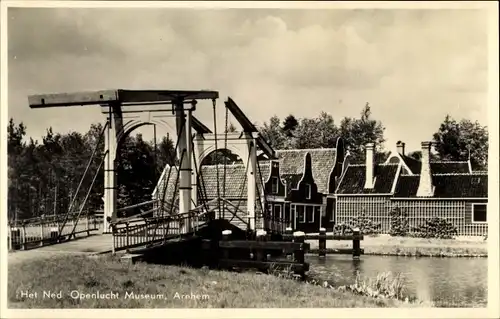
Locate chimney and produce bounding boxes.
[396,141,405,155]
[416,141,434,197]
[364,143,375,189]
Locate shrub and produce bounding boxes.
[346,209,381,235]
[389,206,409,237]
[409,217,457,239]
[338,271,411,301]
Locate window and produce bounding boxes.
[271,177,279,194]
[472,204,487,223]
[297,205,305,223]
[305,184,312,199]
[274,205,282,220]
[306,206,314,223]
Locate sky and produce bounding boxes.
[6,6,490,154]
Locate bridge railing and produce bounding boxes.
[7,213,101,251]
[110,208,209,253]
[261,211,289,235]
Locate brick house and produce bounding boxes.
[335,141,488,236]
[153,138,346,233]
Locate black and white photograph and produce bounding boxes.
[1,1,498,318]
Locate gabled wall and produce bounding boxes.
[287,153,323,204]
[264,160,287,198]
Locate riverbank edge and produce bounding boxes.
[306,248,487,258]
[305,235,488,258]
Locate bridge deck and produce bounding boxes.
[8,233,113,266]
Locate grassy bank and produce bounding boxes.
[307,235,487,257]
[8,254,431,308]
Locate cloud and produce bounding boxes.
[7,7,489,153]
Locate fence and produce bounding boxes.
[8,213,101,251]
[203,229,309,280]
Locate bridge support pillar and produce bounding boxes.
[102,103,123,234]
[175,101,193,233]
[246,134,257,231]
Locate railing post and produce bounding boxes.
[125,222,130,248]
[86,213,90,236]
[222,230,232,262]
[111,224,116,254]
[8,227,12,251]
[293,231,305,280]
[40,221,44,247]
[20,223,27,250]
[353,227,361,259]
[319,227,326,258]
[255,230,267,262]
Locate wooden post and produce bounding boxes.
[255,230,267,262]
[21,224,27,250]
[125,222,130,248]
[293,231,305,280]
[86,213,90,236]
[111,224,116,255]
[353,227,361,259]
[40,221,44,247]
[285,227,293,241]
[222,230,232,262]
[318,227,326,258]
[8,228,12,251]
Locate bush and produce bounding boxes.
[409,217,457,239]
[389,206,409,237]
[346,209,381,235]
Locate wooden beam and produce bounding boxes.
[224,97,258,132]
[29,90,119,108]
[256,134,276,159]
[118,90,219,104]
[225,97,276,159]
[218,240,308,251]
[29,89,219,108]
[192,116,212,134]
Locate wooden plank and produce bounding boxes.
[29,90,119,108]
[118,90,219,103]
[218,240,309,251]
[28,89,219,108]
[219,259,309,272]
[305,234,364,240]
[308,248,365,255]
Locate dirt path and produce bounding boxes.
[8,233,113,266]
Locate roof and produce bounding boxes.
[155,163,271,204]
[336,164,399,195]
[399,155,470,174]
[394,172,488,198]
[275,148,336,193]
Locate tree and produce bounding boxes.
[259,115,287,150]
[339,103,386,163]
[282,115,298,137]
[432,115,488,170]
[293,112,339,149]
[225,122,237,133]
[116,133,157,212]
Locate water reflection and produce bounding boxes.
[307,255,487,307]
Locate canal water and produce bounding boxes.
[307,255,487,307]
